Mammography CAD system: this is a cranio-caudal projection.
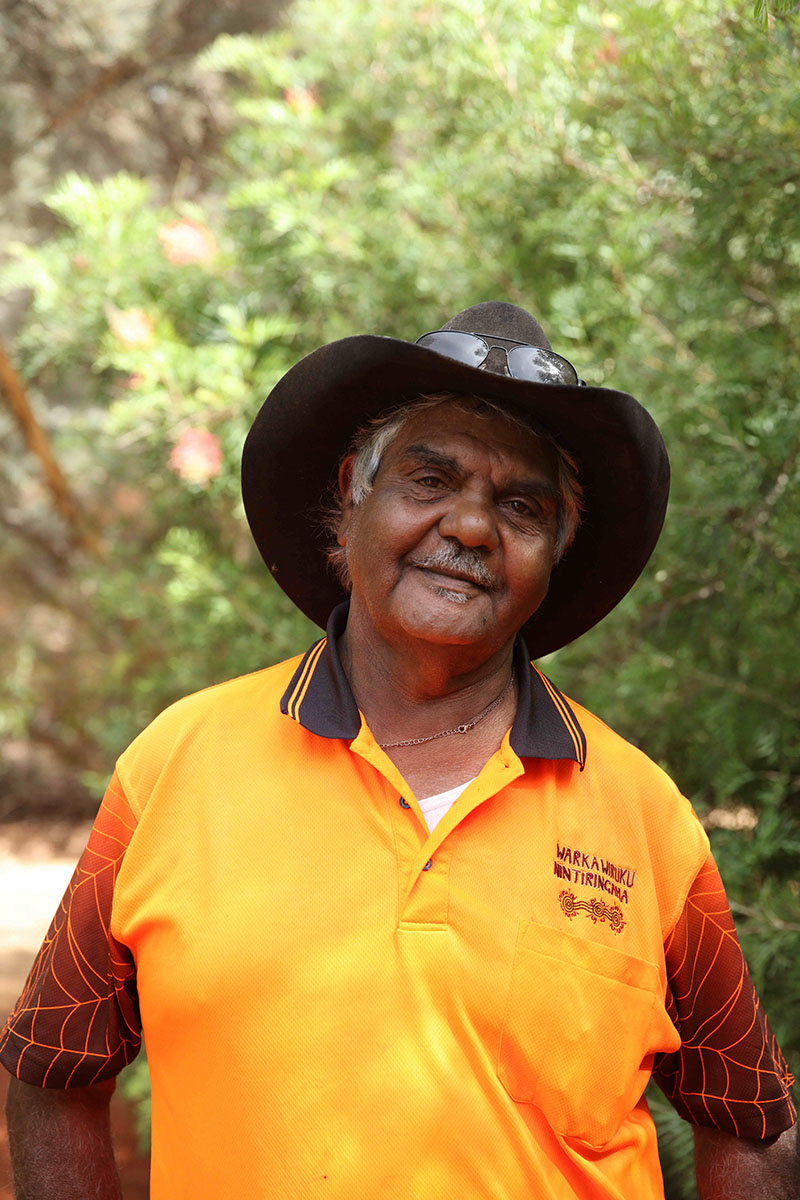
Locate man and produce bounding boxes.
[2,302,796,1198]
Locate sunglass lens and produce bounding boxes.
[506,346,578,385]
[417,331,488,366]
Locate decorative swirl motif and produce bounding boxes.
[559,889,625,934]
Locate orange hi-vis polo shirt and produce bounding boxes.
[2,604,795,1199]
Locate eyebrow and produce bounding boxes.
[401,443,560,502]
[505,478,560,504]
[401,444,461,474]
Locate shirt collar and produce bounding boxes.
[280,601,586,768]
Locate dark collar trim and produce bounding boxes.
[509,636,586,769]
[280,603,361,738]
[280,602,586,767]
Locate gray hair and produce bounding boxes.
[325,392,583,588]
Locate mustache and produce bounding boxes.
[412,543,500,591]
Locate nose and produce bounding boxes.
[437,493,499,552]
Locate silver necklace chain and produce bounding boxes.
[377,671,516,749]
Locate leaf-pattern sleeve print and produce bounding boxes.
[0,772,142,1087]
[653,853,796,1138]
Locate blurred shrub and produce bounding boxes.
[2,0,797,1186]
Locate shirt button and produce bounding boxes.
[399,797,411,808]
[423,858,433,871]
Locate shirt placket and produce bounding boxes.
[350,725,524,930]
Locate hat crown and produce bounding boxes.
[440,301,552,352]
[243,298,670,656]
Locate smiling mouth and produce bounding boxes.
[412,565,486,594]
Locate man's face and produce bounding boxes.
[337,402,560,656]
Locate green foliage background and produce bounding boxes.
[2,1,797,1192]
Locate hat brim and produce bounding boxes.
[242,335,669,658]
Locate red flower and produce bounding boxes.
[158,218,217,266]
[169,429,224,486]
[108,308,154,347]
[283,87,319,114]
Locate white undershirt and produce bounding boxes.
[417,778,478,832]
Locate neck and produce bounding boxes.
[339,600,517,748]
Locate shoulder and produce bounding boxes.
[115,654,305,808]
[137,654,304,738]
[557,690,710,928]
[567,692,686,799]
[154,655,302,722]
[564,690,701,827]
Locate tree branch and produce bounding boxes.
[37,57,142,138]
[652,653,800,720]
[0,339,100,553]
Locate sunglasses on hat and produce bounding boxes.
[416,329,584,386]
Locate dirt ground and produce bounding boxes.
[0,820,150,1198]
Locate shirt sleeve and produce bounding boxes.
[652,852,796,1138]
[0,771,142,1088]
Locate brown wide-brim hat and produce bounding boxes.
[242,301,670,657]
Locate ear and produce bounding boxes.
[336,454,357,546]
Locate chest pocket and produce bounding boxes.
[497,920,662,1148]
